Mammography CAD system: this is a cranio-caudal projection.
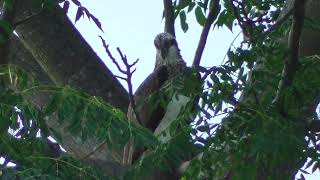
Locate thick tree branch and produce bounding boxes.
[273,0,308,104]
[192,0,220,67]
[163,0,175,36]
[13,0,129,111]
[11,1,129,176]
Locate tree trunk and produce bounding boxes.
[13,0,129,111]
[7,0,130,177]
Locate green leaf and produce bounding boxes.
[187,2,196,12]
[178,0,192,9]
[195,6,206,26]
[197,0,209,13]
[75,7,84,23]
[0,20,13,38]
[312,162,318,173]
[4,0,14,10]
[0,114,11,132]
[62,1,70,14]
[215,10,234,31]
[44,92,62,115]
[197,125,209,133]
[214,102,222,115]
[179,10,189,33]
[0,33,7,43]
[90,14,104,32]
[304,160,314,170]
[71,0,81,6]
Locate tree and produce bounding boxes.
[0,0,319,179]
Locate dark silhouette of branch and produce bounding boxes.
[273,0,308,104]
[163,0,175,36]
[192,0,221,67]
[229,0,256,41]
[99,36,143,125]
[259,7,294,40]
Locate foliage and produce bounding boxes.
[0,65,156,179]
[1,0,320,179]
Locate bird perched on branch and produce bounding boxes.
[122,32,199,165]
[127,32,187,129]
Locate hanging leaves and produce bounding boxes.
[0,20,13,43]
[179,10,189,32]
[62,0,70,14]
[195,6,206,26]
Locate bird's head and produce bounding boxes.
[154,32,184,69]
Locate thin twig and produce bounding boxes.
[99,37,126,74]
[273,0,308,105]
[99,36,143,125]
[192,0,221,67]
[114,75,127,81]
[201,66,217,81]
[163,0,175,36]
[229,0,254,41]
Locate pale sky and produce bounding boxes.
[64,0,319,179]
[67,0,240,91]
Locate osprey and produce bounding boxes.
[154,32,186,69]
[122,32,188,165]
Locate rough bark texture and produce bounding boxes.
[7,24,126,180]
[13,0,129,112]
[7,0,130,177]
[7,34,52,84]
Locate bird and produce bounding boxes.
[153,32,186,69]
[122,32,188,165]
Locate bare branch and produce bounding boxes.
[99,36,126,74]
[192,0,221,67]
[115,75,127,81]
[116,48,143,125]
[273,0,308,104]
[130,58,139,68]
[163,0,175,36]
[99,36,143,125]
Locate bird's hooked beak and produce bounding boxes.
[161,47,168,59]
